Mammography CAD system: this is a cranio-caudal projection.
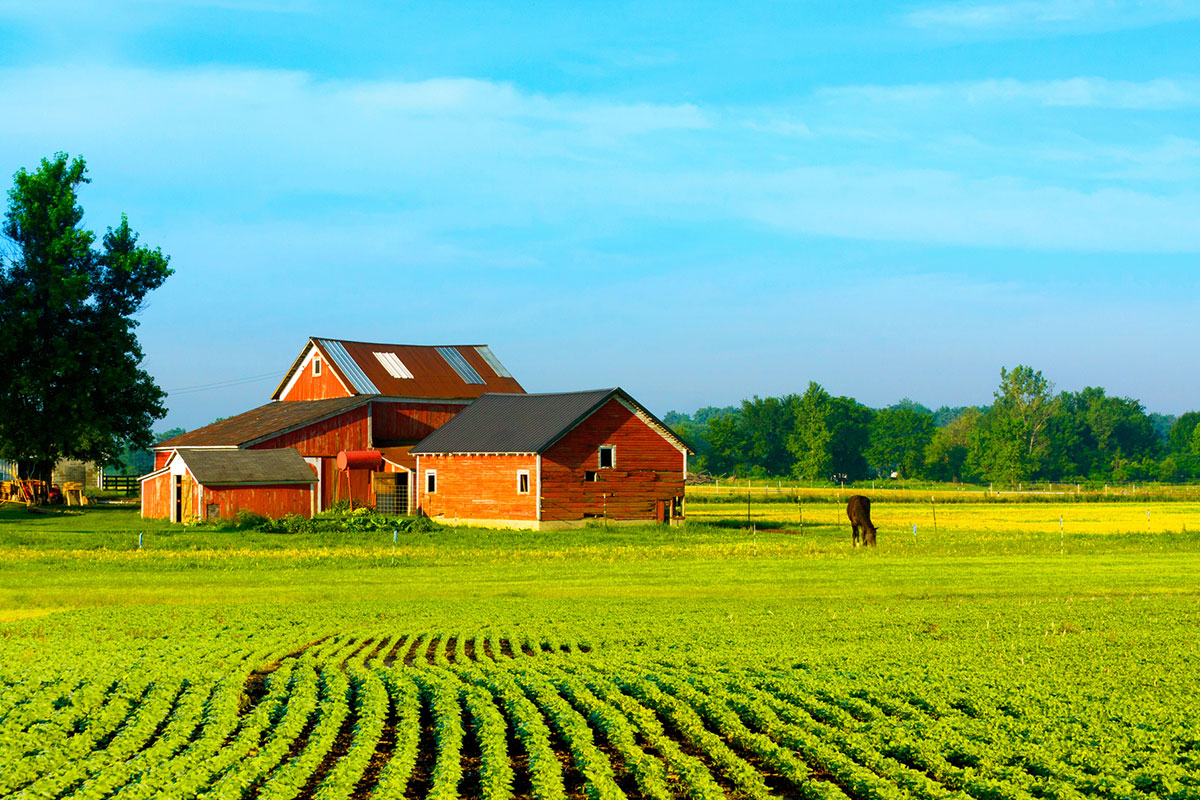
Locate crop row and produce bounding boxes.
[4,629,1197,800]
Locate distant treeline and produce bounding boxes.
[665,365,1198,485]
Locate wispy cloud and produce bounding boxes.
[817,76,1200,110]
[2,63,1198,255]
[906,0,1200,33]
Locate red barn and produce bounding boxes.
[140,448,317,522]
[409,388,693,529]
[143,337,523,520]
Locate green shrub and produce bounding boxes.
[249,508,437,534]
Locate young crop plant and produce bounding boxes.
[367,670,423,800]
[311,666,388,800]
[256,665,352,800]
[543,665,673,800]
[563,663,727,800]
[511,664,626,800]
[462,683,515,800]
[411,667,466,800]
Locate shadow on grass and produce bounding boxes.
[697,516,834,534]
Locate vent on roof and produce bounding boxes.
[316,339,379,394]
[436,346,486,384]
[474,346,513,378]
[373,351,414,379]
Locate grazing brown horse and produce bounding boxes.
[847,495,877,547]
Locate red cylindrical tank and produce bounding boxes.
[336,450,383,471]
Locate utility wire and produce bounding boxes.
[165,372,280,396]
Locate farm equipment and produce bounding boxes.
[0,479,49,505]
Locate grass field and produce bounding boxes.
[2,499,1198,799]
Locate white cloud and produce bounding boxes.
[906,0,1200,32]
[2,63,1198,255]
[817,77,1200,110]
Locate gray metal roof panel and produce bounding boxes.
[410,389,623,454]
[177,448,317,485]
[436,346,486,384]
[473,346,513,378]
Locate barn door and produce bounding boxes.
[655,499,668,524]
[181,475,195,522]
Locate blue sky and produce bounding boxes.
[2,0,1199,429]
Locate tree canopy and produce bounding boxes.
[0,153,172,480]
[668,364,1189,484]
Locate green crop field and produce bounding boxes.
[2,499,1199,799]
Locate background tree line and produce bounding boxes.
[664,366,1197,484]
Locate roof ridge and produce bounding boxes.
[313,337,492,348]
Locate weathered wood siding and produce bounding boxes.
[140,471,171,519]
[281,357,351,401]
[541,398,684,522]
[201,484,314,520]
[371,401,467,442]
[250,407,370,456]
[154,451,171,470]
[417,454,538,521]
[249,407,371,511]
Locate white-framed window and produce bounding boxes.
[312,356,322,377]
[598,445,615,469]
[517,470,530,494]
[425,470,437,494]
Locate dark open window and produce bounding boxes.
[517,470,530,494]
[598,446,615,469]
[312,356,322,376]
[425,470,437,494]
[584,470,597,482]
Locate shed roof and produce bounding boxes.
[273,338,524,400]
[155,396,370,449]
[409,388,693,455]
[175,448,317,485]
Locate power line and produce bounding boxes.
[165,372,280,396]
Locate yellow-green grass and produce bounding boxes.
[687,498,1200,536]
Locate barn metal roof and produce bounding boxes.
[154,396,370,449]
[409,389,694,455]
[271,338,524,400]
[175,448,317,485]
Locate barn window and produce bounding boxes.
[598,446,615,469]
[312,356,322,377]
[425,470,437,494]
[584,470,598,482]
[517,470,530,494]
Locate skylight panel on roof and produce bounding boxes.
[373,351,414,379]
[474,346,513,378]
[316,339,379,394]
[436,346,486,384]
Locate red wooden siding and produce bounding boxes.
[141,471,171,519]
[281,356,352,401]
[418,454,538,521]
[540,398,684,522]
[371,401,467,442]
[154,451,170,470]
[249,407,370,456]
[201,484,314,520]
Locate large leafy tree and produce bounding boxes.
[866,407,935,479]
[970,365,1056,484]
[788,382,873,482]
[924,407,982,482]
[0,154,172,482]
